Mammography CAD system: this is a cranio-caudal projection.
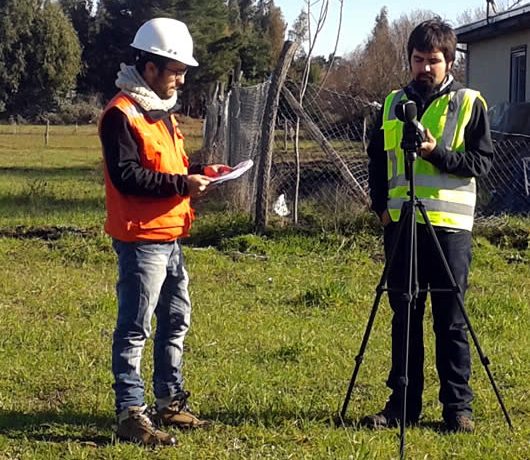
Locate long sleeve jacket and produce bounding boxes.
[100,107,204,198]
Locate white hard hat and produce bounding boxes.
[131,17,199,66]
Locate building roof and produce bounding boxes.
[456,3,530,44]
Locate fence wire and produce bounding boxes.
[203,81,270,212]
[270,81,376,219]
[478,131,530,214]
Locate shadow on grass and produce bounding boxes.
[0,408,343,445]
[0,410,113,446]
[0,194,104,215]
[0,165,101,180]
[335,415,448,434]
[0,224,100,240]
[198,408,338,428]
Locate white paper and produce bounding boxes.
[208,159,254,185]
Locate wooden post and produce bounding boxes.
[282,86,370,205]
[283,116,288,153]
[202,82,221,158]
[44,120,50,146]
[255,40,299,233]
[9,116,17,135]
[215,81,227,164]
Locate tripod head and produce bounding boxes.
[395,100,426,183]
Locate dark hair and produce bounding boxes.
[134,50,171,74]
[407,18,457,64]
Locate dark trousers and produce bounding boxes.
[383,221,474,421]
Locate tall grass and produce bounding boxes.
[0,124,528,459]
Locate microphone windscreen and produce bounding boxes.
[403,100,418,122]
[394,100,418,122]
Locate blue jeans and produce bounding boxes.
[111,239,191,414]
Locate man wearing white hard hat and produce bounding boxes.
[99,17,230,445]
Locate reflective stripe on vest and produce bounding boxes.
[382,88,482,231]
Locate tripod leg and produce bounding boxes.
[417,203,513,429]
[339,287,385,421]
[399,202,418,460]
[340,204,413,421]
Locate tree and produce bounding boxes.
[177,0,241,113]
[87,0,148,100]
[351,7,400,101]
[256,1,286,67]
[60,0,99,94]
[335,8,454,101]
[232,0,286,84]
[0,0,81,118]
[0,0,38,113]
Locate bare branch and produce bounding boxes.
[318,0,344,91]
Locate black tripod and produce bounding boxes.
[339,134,512,459]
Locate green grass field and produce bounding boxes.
[0,124,528,459]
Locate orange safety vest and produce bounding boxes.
[100,92,194,242]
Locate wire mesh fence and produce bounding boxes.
[202,80,530,223]
[478,131,530,215]
[270,81,376,220]
[202,81,270,212]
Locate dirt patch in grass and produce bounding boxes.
[0,225,98,240]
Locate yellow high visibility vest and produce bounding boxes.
[382,88,485,231]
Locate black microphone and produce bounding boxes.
[395,100,426,142]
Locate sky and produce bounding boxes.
[273,0,498,57]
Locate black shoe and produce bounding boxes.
[445,414,475,433]
[361,408,418,429]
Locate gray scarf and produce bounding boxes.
[115,63,177,112]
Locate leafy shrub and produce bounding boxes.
[186,211,254,247]
[219,233,269,255]
[474,216,529,250]
[39,96,102,124]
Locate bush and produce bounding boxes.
[39,95,102,124]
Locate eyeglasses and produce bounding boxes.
[164,66,188,77]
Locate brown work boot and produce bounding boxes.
[116,405,177,446]
[154,392,211,429]
[445,414,475,433]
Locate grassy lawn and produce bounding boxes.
[0,123,528,459]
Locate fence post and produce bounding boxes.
[44,120,50,146]
[283,116,288,153]
[202,82,221,162]
[255,40,299,233]
[9,116,17,135]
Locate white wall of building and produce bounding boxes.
[467,29,530,107]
